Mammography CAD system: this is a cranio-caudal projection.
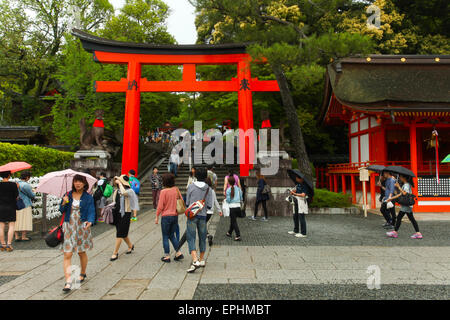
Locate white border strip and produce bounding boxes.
[418,201,450,206]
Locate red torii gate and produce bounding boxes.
[73,30,280,176]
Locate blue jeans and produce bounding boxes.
[186,216,207,254]
[161,216,179,255]
[169,162,177,176]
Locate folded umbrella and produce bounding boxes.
[287,169,314,196]
[383,165,416,178]
[0,161,32,173]
[366,165,385,173]
[36,169,97,198]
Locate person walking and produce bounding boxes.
[186,167,197,190]
[0,171,18,252]
[386,174,422,239]
[150,167,163,210]
[169,151,180,177]
[110,175,139,262]
[155,173,184,262]
[223,169,241,196]
[380,170,397,228]
[59,174,95,292]
[250,170,269,221]
[185,168,213,273]
[205,177,221,246]
[93,172,109,223]
[207,166,217,191]
[128,170,140,221]
[15,171,36,242]
[225,176,243,242]
[288,176,310,238]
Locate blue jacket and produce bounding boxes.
[59,191,96,224]
[18,181,35,208]
[226,186,243,204]
[256,179,269,202]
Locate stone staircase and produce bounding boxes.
[138,155,240,208]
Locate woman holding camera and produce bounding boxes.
[59,175,95,292]
[110,175,139,261]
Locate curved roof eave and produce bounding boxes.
[71,29,250,55]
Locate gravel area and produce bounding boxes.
[213,214,450,247]
[193,283,450,300]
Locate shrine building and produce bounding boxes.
[318,55,450,213]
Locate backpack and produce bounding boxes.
[103,184,113,198]
[93,186,104,201]
[129,177,140,195]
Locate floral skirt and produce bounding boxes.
[61,206,93,253]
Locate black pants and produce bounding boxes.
[293,213,306,235]
[380,202,396,225]
[228,207,241,237]
[395,211,420,232]
[254,200,268,219]
[176,214,213,251]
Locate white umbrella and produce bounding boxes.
[36,169,97,198]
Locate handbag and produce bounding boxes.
[185,187,210,220]
[16,198,25,211]
[222,200,230,217]
[176,188,186,215]
[262,184,271,195]
[45,213,65,248]
[397,193,416,206]
[16,183,26,210]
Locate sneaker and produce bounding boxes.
[198,260,206,267]
[187,261,200,273]
[383,223,394,229]
[386,231,398,238]
[249,216,257,221]
[261,217,268,222]
[411,233,423,239]
[295,233,307,238]
[288,231,296,235]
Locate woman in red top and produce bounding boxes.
[155,173,184,263]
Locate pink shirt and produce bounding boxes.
[156,187,180,217]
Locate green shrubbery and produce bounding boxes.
[310,189,353,208]
[0,143,74,176]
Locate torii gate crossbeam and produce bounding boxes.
[73,29,280,177]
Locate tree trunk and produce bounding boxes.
[272,63,313,182]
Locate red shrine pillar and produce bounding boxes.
[409,121,419,211]
[122,60,142,175]
[238,58,254,177]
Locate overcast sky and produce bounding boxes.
[108,0,197,44]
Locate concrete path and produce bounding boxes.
[1,211,450,299]
[0,209,216,300]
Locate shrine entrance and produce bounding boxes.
[73,29,280,176]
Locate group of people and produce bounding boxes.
[0,171,36,252]
[144,130,172,145]
[378,170,422,239]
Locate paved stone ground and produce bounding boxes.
[193,284,450,300]
[214,214,450,246]
[1,210,450,300]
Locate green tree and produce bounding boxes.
[51,0,183,145]
[189,0,373,180]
